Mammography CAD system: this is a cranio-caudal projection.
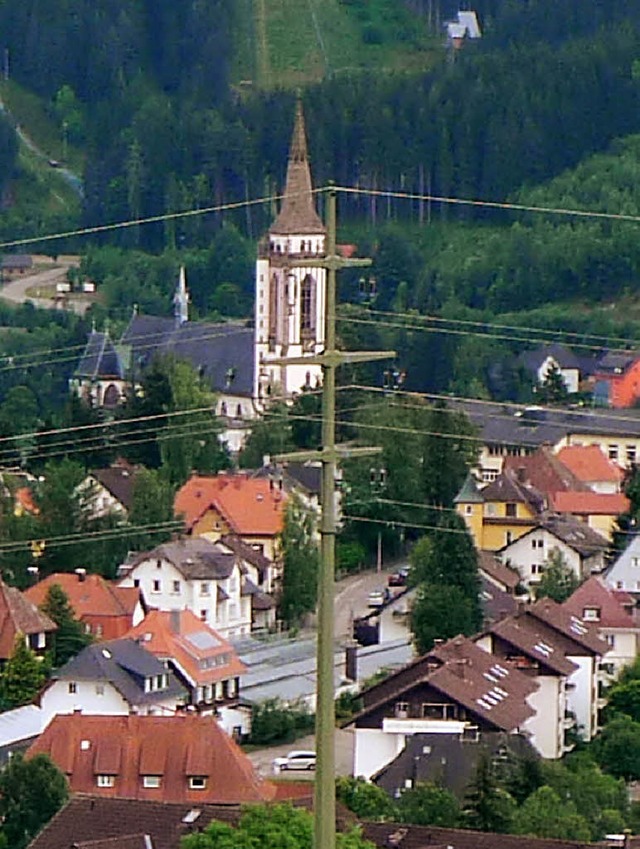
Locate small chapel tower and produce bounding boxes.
[254,100,327,403]
[173,265,190,327]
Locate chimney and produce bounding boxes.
[75,568,87,582]
[170,609,181,634]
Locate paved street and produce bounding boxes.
[0,258,90,314]
[334,561,406,639]
[247,727,354,779]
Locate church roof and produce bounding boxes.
[270,101,326,236]
[75,330,124,380]
[120,316,254,398]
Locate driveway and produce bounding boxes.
[0,260,90,315]
[247,727,354,779]
[334,562,407,639]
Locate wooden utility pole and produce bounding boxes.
[273,184,393,849]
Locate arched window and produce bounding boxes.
[301,274,315,337]
[220,401,227,416]
[236,404,243,418]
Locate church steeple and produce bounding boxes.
[270,99,326,236]
[173,266,189,327]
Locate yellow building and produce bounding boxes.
[455,472,540,551]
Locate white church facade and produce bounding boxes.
[72,102,326,452]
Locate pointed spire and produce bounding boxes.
[173,266,189,327]
[270,99,326,236]
[454,472,484,504]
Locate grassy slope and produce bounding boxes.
[234,0,441,89]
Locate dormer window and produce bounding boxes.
[143,775,161,788]
[97,775,115,788]
[189,776,207,790]
[583,607,600,622]
[505,503,517,518]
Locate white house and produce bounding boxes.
[118,538,253,638]
[498,516,608,590]
[604,535,640,596]
[39,639,187,725]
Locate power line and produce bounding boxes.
[0,519,183,554]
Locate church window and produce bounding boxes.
[301,274,315,335]
[236,404,243,418]
[220,402,227,416]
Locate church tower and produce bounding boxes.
[254,100,327,403]
[173,266,189,327]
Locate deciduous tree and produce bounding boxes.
[278,495,319,627]
[0,635,47,710]
[0,753,68,849]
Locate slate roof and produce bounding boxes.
[351,635,537,733]
[0,579,57,658]
[454,472,483,504]
[50,639,186,706]
[1,254,33,269]
[28,713,276,804]
[218,533,272,580]
[595,350,640,375]
[75,331,125,380]
[564,576,639,630]
[270,101,325,236]
[175,473,286,537]
[25,573,140,634]
[551,490,629,516]
[119,315,254,398]
[518,343,581,373]
[498,515,609,559]
[448,397,640,447]
[124,610,247,688]
[133,538,236,581]
[556,445,624,485]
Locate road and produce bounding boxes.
[247,728,354,779]
[0,260,90,315]
[334,562,405,639]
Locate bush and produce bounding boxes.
[250,698,315,746]
[362,24,384,44]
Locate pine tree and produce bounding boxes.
[0,635,47,710]
[278,495,319,627]
[0,753,68,849]
[462,752,516,833]
[40,584,91,667]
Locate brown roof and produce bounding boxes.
[175,473,286,537]
[218,533,272,578]
[124,609,247,688]
[528,597,610,655]
[479,550,520,590]
[487,614,579,676]
[352,635,537,733]
[504,446,589,498]
[564,575,639,630]
[269,100,325,236]
[90,462,141,512]
[0,579,56,658]
[481,469,544,513]
[28,714,276,804]
[73,837,151,849]
[361,822,602,849]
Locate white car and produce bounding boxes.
[367,589,385,608]
[272,750,317,772]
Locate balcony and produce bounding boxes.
[382,717,468,735]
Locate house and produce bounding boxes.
[25,569,143,640]
[175,472,286,562]
[39,638,187,721]
[78,459,141,519]
[447,397,640,482]
[27,713,277,804]
[124,609,250,737]
[556,444,624,494]
[455,470,542,551]
[593,350,640,408]
[477,553,519,626]
[502,445,588,498]
[0,578,56,661]
[445,10,482,49]
[518,343,583,395]
[348,635,538,781]
[0,704,44,765]
[563,576,640,681]
[549,490,629,537]
[497,515,609,589]
[117,537,254,638]
[605,535,640,595]
[216,533,277,626]
[1,253,33,278]
[362,823,603,849]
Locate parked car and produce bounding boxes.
[388,571,406,587]
[272,750,316,772]
[368,589,386,607]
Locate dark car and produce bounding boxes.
[388,566,410,587]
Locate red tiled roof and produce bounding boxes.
[563,576,640,630]
[175,473,286,537]
[551,490,629,515]
[28,713,276,804]
[528,597,609,655]
[124,610,246,687]
[556,445,624,484]
[25,573,140,639]
[0,580,56,658]
[503,447,588,498]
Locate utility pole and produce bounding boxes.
[273,184,394,849]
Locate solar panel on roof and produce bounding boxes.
[186,631,220,650]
